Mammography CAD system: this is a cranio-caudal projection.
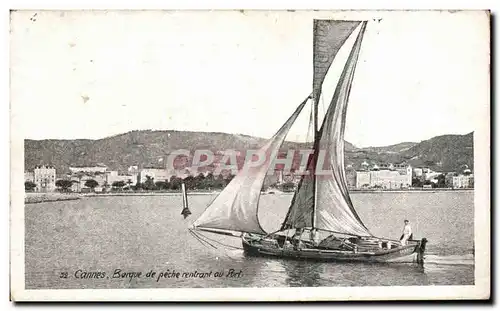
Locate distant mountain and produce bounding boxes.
[399,133,474,172]
[24,130,473,174]
[345,132,473,173]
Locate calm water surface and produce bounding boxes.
[25,191,474,289]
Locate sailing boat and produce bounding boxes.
[191,20,427,263]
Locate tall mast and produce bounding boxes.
[311,95,319,229]
[311,20,320,231]
[311,18,320,230]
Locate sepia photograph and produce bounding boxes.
[9,9,490,301]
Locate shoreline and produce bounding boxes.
[25,193,82,204]
[83,191,220,197]
[24,188,474,203]
[349,188,474,193]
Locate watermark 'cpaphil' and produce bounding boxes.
[166,148,336,177]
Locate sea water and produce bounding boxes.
[25,191,474,289]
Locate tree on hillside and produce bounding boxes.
[143,175,156,191]
[84,179,99,191]
[203,172,215,189]
[170,176,182,190]
[213,173,225,189]
[155,181,169,190]
[126,179,134,190]
[206,172,215,181]
[112,180,126,190]
[55,179,73,192]
[411,177,423,188]
[436,174,446,188]
[25,181,36,192]
[184,175,195,190]
[194,173,206,189]
[226,173,235,185]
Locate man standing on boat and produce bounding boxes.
[292,228,304,250]
[400,220,412,246]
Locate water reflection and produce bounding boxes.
[281,260,324,287]
[275,258,429,287]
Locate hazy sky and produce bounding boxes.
[10,10,489,147]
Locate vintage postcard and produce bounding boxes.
[10,10,490,301]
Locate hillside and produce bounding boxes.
[358,142,418,154]
[25,130,309,173]
[399,133,474,172]
[24,130,473,174]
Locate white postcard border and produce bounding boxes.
[9,9,491,301]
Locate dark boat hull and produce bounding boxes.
[242,236,427,264]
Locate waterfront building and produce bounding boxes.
[452,174,474,188]
[69,164,108,174]
[107,170,138,187]
[355,171,371,188]
[355,163,412,189]
[412,167,442,180]
[138,167,172,183]
[413,167,423,177]
[423,168,442,181]
[346,167,357,189]
[33,165,56,192]
[128,166,139,174]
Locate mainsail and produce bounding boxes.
[314,21,371,236]
[282,21,371,237]
[312,20,361,109]
[192,96,310,235]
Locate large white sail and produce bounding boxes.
[282,21,371,237]
[312,20,361,108]
[193,96,310,235]
[314,21,371,236]
[281,20,361,231]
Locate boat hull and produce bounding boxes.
[242,236,427,264]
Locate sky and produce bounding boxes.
[10,10,489,147]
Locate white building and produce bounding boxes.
[128,166,139,174]
[355,171,371,188]
[423,168,442,181]
[453,174,474,189]
[33,165,56,192]
[69,164,108,174]
[107,170,138,187]
[138,168,172,183]
[413,168,424,177]
[355,164,412,189]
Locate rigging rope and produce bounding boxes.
[189,229,217,249]
[188,229,244,261]
[196,231,244,250]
